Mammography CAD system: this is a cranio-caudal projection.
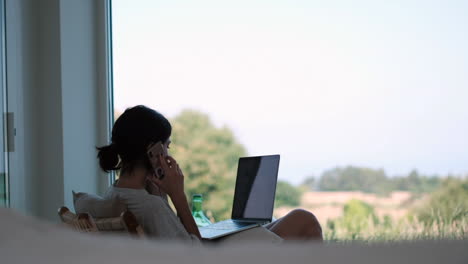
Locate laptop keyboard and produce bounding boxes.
[203,220,256,230]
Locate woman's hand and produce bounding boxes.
[150,155,185,198]
[149,155,201,239]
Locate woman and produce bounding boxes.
[97,105,322,242]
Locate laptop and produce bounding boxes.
[199,154,280,240]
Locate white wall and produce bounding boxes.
[6,0,112,221]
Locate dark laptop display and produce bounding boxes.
[199,154,280,240]
[232,155,280,221]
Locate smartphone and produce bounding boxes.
[147,141,167,179]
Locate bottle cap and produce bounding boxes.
[193,194,202,199]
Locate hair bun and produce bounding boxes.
[96,144,120,172]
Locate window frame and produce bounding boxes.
[0,0,9,207]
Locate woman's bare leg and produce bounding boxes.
[266,209,323,241]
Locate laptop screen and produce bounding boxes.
[231,155,280,221]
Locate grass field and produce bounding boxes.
[274,191,468,241]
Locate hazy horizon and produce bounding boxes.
[112,0,468,185]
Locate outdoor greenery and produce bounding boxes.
[325,177,468,241]
[170,110,307,220]
[164,109,467,240]
[414,177,468,236]
[169,110,246,221]
[275,180,302,208]
[304,166,443,195]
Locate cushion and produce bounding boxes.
[73,191,127,218]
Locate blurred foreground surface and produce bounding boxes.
[2,208,468,264]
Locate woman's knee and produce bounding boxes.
[288,209,323,238]
[289,209,319,223]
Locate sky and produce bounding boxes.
[112,0,468,185]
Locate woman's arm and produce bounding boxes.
[152,155,201,239]
[170,192,201,239]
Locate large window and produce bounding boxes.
[112,0,468,240]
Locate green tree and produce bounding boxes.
[391,170,441,193]
[415,177,468,228]
[336,199,379,239]
[316,166,442,194]
[275,181,302,208]
[300,176,316,191]
[169,110,247,221]
[318,166,389,194]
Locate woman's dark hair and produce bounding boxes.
[97,105,172,174]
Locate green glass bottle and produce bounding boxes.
[192,194,212,227]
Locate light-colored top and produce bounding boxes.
[104,186,200,244]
